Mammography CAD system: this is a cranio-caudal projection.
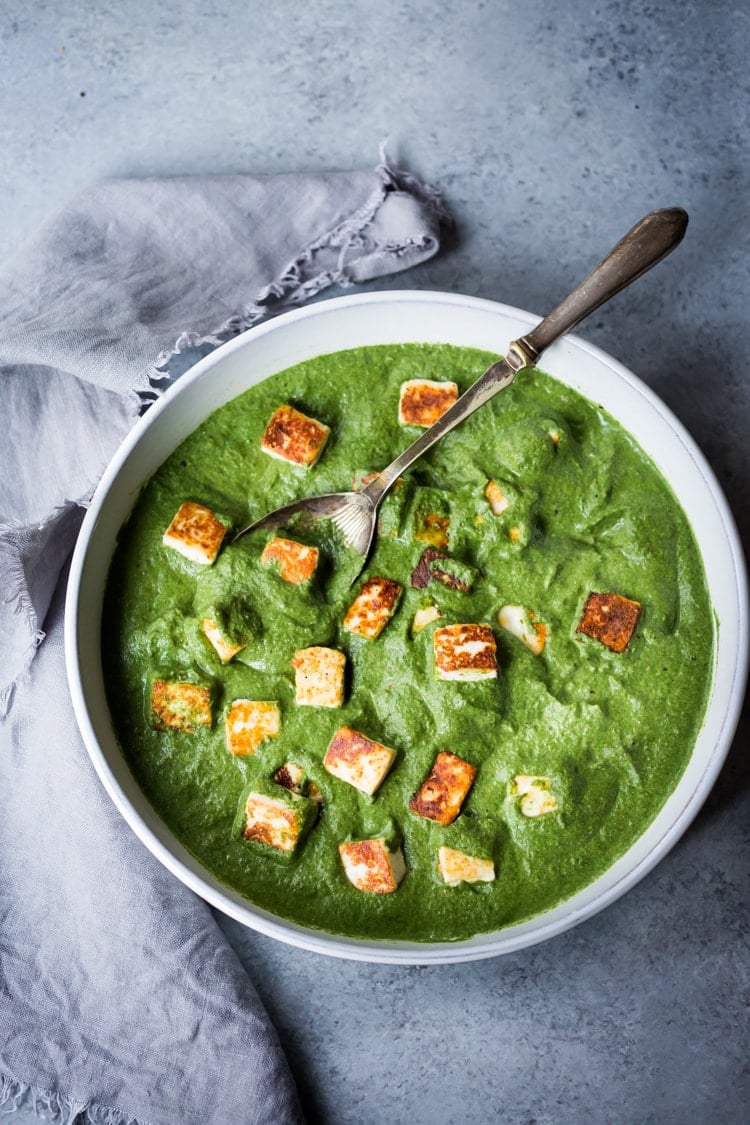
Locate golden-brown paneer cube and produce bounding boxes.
[409,750,477,825]
[225,700,281,756]
[324,726,397,796]
[576,591,642,653]
[437,846,495,886]
[260,404,330,466]
[241,792,307,854]
[150,680,212,732]
[339,838,406,893]
[398,379,459,427]
[261,536,319,584]
[273,762,305,795]
[292,646,346,707]
[342,577,402,639]
[510,775,558,817]
[497,605,548,656]
[162,501,227,565]
[200,617,246,663]
[484,479,510,516]
[433,623,498,681]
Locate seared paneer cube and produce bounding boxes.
[260,404,330,467]
[200,616,246,663]
[261,536,319,584]
[273,762,305,795]
[409,750,477,825]
[225,700,281,756]
[398,379,459,427]
[576,591,642,653]
[510,775,558,817]
[437,846,495,886]
[484,479,510,516]
[162,501,227,565]
[342,577,402,639]
[150,679,212,732]
[292,646,346,708]
[324,726,396,796]
[433,623,498,681]
[498,605,548,655]
[339,838,406,894]
[236,783,318,857]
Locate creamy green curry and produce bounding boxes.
[103,344,713,941]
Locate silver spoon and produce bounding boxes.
[234,207,688,568]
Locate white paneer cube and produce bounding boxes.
[324,726,396,796]
[241,792,307,854]
[162,501,227,565]
[437,846,495,886]
[498,605,548,655]
[398,379,459,427]
[484,479,510,516]
[225,700,281,756]
[292,646,346,708]
[339,838,406,893]
[411,604,442,635]
[260,404,330,467]
[433,623,498,681]
[510,775,558,817]
[200,617,246,663]
[342,577,402,639]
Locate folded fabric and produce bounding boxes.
[0,160,447,1124]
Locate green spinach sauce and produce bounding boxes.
[103,344,713,941]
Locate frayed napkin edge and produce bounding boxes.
[0,1073,141,1125]
[0,497,89,719]
[138,155,450,405]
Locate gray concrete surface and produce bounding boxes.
[2,1,748,1122]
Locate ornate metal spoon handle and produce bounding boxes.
[363,207,688,508]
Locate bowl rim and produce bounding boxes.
[65,288,749,964]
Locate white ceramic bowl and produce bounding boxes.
[65,291,748,964]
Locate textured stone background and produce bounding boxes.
[2,1,747,1122]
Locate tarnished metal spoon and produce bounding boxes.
[234,207,688,569]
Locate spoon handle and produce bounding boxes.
[363,207,688,506]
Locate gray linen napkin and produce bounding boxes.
[0,160,446,1124]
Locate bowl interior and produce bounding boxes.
[66,291,748,964]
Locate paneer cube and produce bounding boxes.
[398,379,459,427]
[576,591,642,653]
[150,679,212,732]
[339,838,406,894]
[498,605,548,655]
[225,700,281,756]
[239,789,316,855]
[509,775,558,817]
[261,536,319,584]
[200,617,246,663]
[273,762,305,795]
[411,604,442,635]
[292,646,346,708]
[433,623,498,681]
[409,750,477,825]
[260,404,330,467]
[162,501,227,565]
[437,846,495,886]
[484,479,510,516]
[342,577,402,639]
[324,726,396,796]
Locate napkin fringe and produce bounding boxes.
[0,1074,139,1125]
[0,531,45,719]
[143,158,448,399]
